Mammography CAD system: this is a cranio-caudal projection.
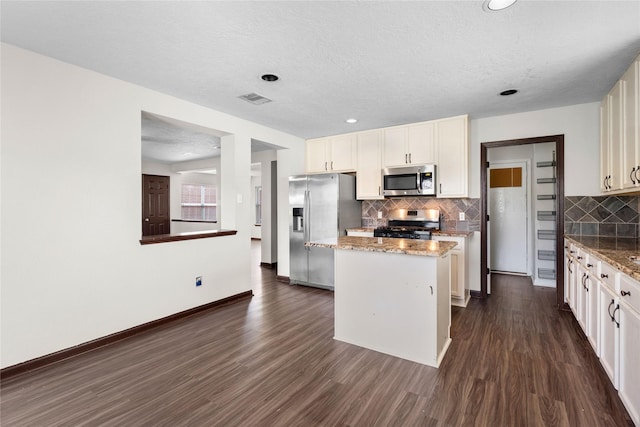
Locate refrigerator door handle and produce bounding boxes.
[304,190,310,248]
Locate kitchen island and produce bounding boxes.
[306,236,457,368]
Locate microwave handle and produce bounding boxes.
[417,172,421,190]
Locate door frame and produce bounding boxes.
[480,135,566,309]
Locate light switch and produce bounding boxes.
[377,211,383,219]
[459,212,465,221]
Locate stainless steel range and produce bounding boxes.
[373,209,440,240]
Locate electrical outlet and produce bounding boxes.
[377,211,383,219]
[195,276,202,287]
[459,212,466,221]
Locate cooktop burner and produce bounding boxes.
[373,209,441,240]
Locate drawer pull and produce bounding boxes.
[577,256,583,260]
[601,273,609,279]
[621,290,631,297]
[587,263,593,268]
[608,299,615,321]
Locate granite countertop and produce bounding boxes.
[565,235,640,281]
[306,236,457,257]
[345,228,473,237]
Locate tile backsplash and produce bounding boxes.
[362,195,640,238]
[564,195,640,238]
[362,198,481,231]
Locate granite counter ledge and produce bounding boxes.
[432,230,474,237]
[565,235,640,282]
[305,236,457,257]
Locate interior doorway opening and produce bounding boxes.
[480,135,566,308]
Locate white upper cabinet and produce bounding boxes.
[601,54,640,194]
[383,126,409,167]
[436,115,469,198]
[622,58,640,189]
[383,123,435,167]
[601,96,611,192]
[305,134,357,173]
[356,130,384,200]
[408,122,436,165]
[306,137,329,173]
[306,114,468,199]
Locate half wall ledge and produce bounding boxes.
[140,229,237,245]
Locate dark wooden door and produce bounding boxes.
[142,174,170,236]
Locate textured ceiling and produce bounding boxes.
[142,112,278,163]
[2,1,640,139]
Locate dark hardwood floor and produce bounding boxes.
[1,244,633,426]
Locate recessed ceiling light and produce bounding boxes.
[345,118,358,124]
[500,89,518,96]
[483,0,517,11]
[261,74,279,82]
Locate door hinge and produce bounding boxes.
[487,268,491,275]
[486,161,490,168]
[487,214,490,221]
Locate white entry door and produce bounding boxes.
[489,161,529,274]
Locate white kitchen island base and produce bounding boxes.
[334,248,452,368]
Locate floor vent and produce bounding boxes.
[239,92,272,105]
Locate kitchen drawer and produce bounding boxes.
[619,274,640,313]
[586,253,600,275]
[575,247,589,265]
[599,261,619,292]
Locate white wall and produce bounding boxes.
[0,44,305,368]
[471,102,601,198]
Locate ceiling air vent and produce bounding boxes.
[239,92,272,105]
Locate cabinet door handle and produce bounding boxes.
[325,161,328,171]
[570,250,575,254]
[608,299,615,321]
[601,273,608,279]
[439,183,442,194]
[613,304,620,328]
[582,273,588,290]
[635,166,640,184]
[378,186,381,196]
[409,153,412,164]
[567,259,573,273]
[331,161,334,170]
[631,167,636,184]
[621,290,631,297]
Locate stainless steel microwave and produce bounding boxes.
[382,164,436,196]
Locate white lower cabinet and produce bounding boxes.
[598,281,619,387]
[576,262,588,331]
[432,235,469,307]
[565,240,640,424]
[618,275,640,426]
[586,272,600,353]
[564,244,577,311]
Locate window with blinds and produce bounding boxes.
[181,184,217,221]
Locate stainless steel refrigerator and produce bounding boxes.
[289,173,362,290]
